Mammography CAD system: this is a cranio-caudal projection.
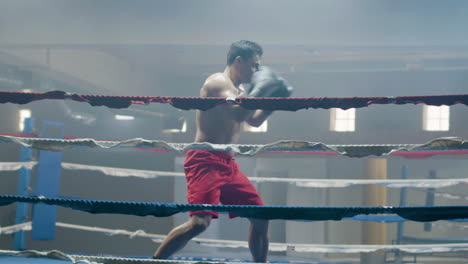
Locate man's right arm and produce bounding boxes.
[201,78,254,122]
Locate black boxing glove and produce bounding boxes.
[248,66,293,116]
[268,78,293,98]
[249,66,286,97]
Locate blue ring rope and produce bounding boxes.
[1,194,467,222]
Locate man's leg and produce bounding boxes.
[248,218,269,263]
[153,213,212,259]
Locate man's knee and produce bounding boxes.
[189,214,212,234]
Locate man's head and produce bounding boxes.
[227,40,263,83]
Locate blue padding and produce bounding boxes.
[14,117,34,250]
[31,151,62,240]
[1,195,468,222]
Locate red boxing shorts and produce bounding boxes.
[184,150,264,218]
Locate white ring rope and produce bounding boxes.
[1,161,466,189]
[433,192,468,201]
[62,162,185,179]
[1,135,466,158]
[62,162,468,189]
[411,188,468,201]
[0,161,37,171]
[0,249,244,264]
[0,249,72,261]
[432,222,468,231]
[0,222,31,235]
[1,222,467,254]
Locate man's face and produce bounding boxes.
[239,55,260,83]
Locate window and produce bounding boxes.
[330,108,355,132]
[244,120,268,133]
[423,105,449,131]
[114,114,135,120]
[18,109,31,132]
[162,120,187,133]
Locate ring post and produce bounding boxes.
[31,120,64,240]
[14,117,35,250]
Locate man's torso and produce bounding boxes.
[194,73,246,145]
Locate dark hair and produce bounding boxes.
[226,40,263,65]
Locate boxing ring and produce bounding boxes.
[0,91,468,263]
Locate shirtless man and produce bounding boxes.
[153,40,279,262]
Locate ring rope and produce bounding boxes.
[1,222,467,254]
[0,249,192,264]
[1,194,467,222]
[53,222,468,253]
[0,222,31,235]
[0,90,467,110]
[0,161,37,171]
[411,188,468,201]
[61,162,468,189]
[0,249,306,264]
[1,135,467,158]
[2,92,467,260]
[433,222,468,231]
[2,161,466,190]
[0,250,82,263]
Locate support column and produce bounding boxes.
[14,117,34,250]
[361,158,387,264]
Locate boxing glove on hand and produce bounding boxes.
[269,78,293,98]
[249,66,293,98]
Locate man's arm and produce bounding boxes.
[244,66,294,127]
[237,84,271,127]
[201,77,256,122]
[245,110,271,127]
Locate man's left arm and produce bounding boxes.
[244,66,293,127]
[245,109,271,127]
